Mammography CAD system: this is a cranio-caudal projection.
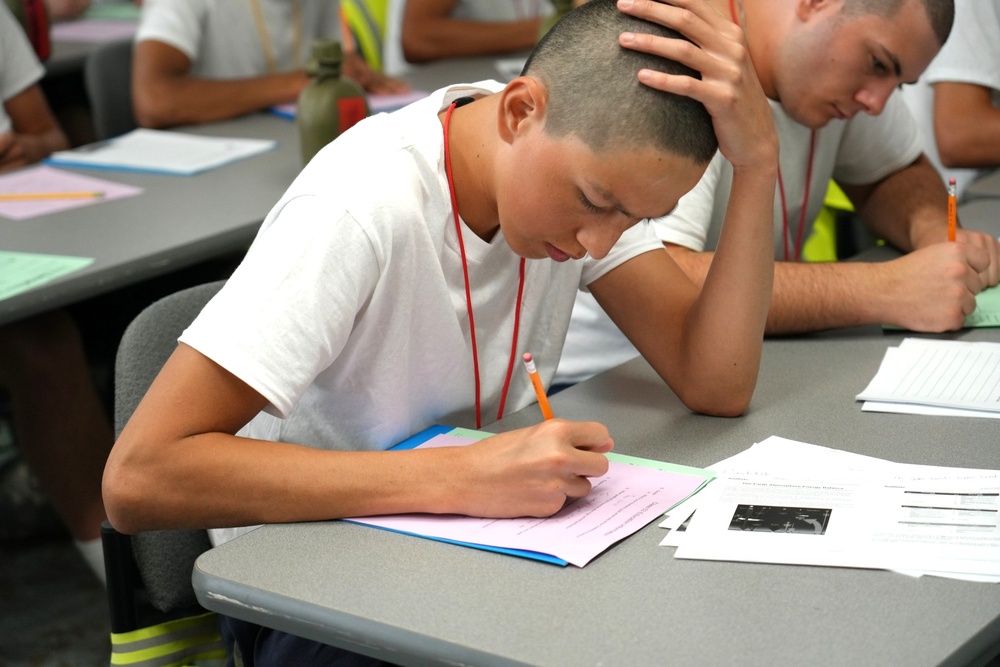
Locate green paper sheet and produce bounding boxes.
[0,250,94,302]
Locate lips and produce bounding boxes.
[546,243,572,262]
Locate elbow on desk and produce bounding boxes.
[132,100,175,130]
[401,34,443,64]
[674,381,754,418]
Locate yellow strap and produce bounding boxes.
[340,0,387,71]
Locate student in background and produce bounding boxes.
[132,0,407,129]
[43,0,90,21]
[0,1,110,584]
[386,0,550,76]
[556,0,1000,387]
[904,1,1000,199]
[105,0,776,660]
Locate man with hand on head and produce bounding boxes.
[557,0,1000,388]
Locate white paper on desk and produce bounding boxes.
[349,459,706,568]
[862,400,1000,419]
[659,437,900,548]
[46,129,277,176]
[856,338,1000,413]
[673,450,1000,577]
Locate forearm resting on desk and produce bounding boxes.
[104,345,615,533]
[133,41,309,128]
[667,245,985,334]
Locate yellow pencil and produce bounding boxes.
[0,191,105,201]
[947,177,957,242]
[522,352,555,420]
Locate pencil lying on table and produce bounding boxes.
[0,191,105,201]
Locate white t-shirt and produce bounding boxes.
[179,81,663,545]
[902,0,1000,198]
[135,0,341,79]
[0,3,44,134]
[383,0,551,76]
[556,93,922,386]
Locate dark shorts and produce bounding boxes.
[221,616,398,667]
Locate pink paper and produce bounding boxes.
[0,165,143,220]
[51,19,137,42]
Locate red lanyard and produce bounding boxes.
[777,130,817,262]
[729,0,816,262]
[443,99,526,428]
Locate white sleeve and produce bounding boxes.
[834,92,923,185]
[180,194,380,418]
[0,4,44,105]
[134,0,208,61]
[652,151,724,252]
[924,2,1000,92]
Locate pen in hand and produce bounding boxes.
[947,177,957,242]
[522,352,554,420]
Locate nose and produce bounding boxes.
[576,222,622,260]
[854,79,895,116]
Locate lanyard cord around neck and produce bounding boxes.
[443,99,526,428]
[250,0,303,74]
[728,0,816,262]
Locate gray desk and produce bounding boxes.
[0,113,300,325]
[959,199,1000,237]
[963,169,1000,203]
[193,326,1000,667]
[400,52,529,91]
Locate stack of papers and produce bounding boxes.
[46,129,277,176]
[857,337,1000,418]
[658,436,1000,582]
[346,425,715,567]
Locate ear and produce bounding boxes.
[496,76,548,145]
[794,0,841,22]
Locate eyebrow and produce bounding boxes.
[878,44,902,78]
[588,182,677,221]
[590,183,638,219]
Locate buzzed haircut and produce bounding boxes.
[521,0,717,165]
[844,0,954,46]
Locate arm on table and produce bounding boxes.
[665,154,998,334]
[401,0,541,63]
[103,344,614,533]
[131,40,309,128]
[0,84,68,171]
[600,0,777,417]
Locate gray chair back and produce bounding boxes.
[112,280,226,613]
[84,39,137,140]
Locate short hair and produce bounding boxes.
[843,0,954,47]
[521,0,717,165]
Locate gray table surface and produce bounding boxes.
[1,113,301,326]
[193,326,1000,667]
[963,169,1000,203]
[959,199,1000,237]
[5,54,522,327]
